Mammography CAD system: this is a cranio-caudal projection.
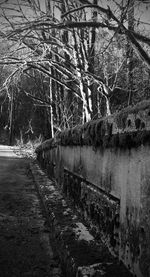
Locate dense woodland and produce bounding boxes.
[0,0,150,144]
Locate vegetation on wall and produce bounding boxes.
[35,100,150,152]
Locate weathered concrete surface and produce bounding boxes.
[57,145,150,277]
[30,161,133,277]
[35,100,150,277]
[0,145,62,277]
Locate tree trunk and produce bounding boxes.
[72,32,91,123]
[45,0,54,138]
[89,0,98,119]
[127,0,134,105]
[9,88,13,145]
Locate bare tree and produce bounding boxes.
[0,0,149,139]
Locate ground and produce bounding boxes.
[0,145,62,277]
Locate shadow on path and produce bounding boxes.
[0,146,61,277]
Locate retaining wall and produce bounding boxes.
[36,100,150,277]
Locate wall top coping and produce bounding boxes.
[36,100,150,152]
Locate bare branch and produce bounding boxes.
[61,4,109,19]
[25,62,82,100]
[20,88,51,105]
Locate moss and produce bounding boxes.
[35,138,56,154]
[107,122,113,137]
[103,135,111,148]
[135,118,141,129]
[115,111,128,129]
[36,100,150,152]
[88,121,97,145]
[118,133,133,149]
[110,133,120,148]
[115,100,150,130]
[36,129,150,153]
[61,129,72,145]
[81,122,90,145]
[134,130,150,146]
[71,126,82,145]
[95,120,104,146]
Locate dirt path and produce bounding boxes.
[0,145,62,277]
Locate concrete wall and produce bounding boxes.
[55,145,150,277]
[36,100,150,277]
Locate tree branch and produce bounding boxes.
[25,62,82,100]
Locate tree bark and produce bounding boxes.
[127,0,134,105]
[49,73,54,138]
[89,0,98,119]
[9,87,13,145]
